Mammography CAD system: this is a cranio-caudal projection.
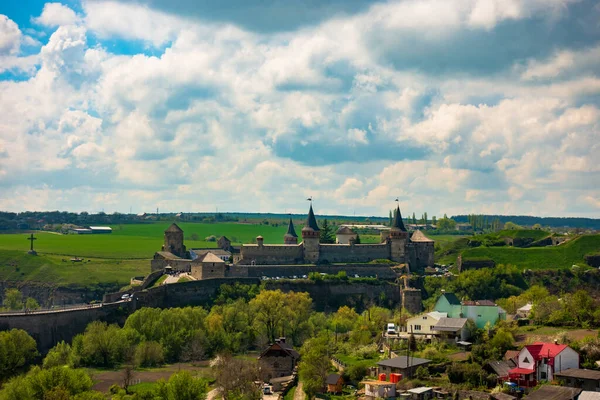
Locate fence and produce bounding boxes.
[0,302,102,316]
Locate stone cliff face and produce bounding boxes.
[0,281,120,307]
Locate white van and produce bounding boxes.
[386,323,396,335]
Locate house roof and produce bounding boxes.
[155,251,182,260]
[285,218,298,238]
[302,204,320,231]
[555,369,600,380]
[525,342,568,359]
[411,230,434,242]
[258,341,300,360]
[439,292,461,306]
[518,303,533,312]
[433,318,468,331]
[579,392,600,400]
[192,249,231,257]
[408,387,433,394]
[377,356,431,369]
[336,226,356,235]
[504,350,519,361]
[165,223,183,233]
[509,367,535,375]
[198,253,226,263]
[486,361,513,377]
[326,373,342,385]
[526,385,582,400]
[391,205,407,232]
[462,300,497,306]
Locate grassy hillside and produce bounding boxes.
[0,250,147,287]
[494,229,550,240]
[461,234,600,269]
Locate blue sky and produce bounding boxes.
[0,0,599,218]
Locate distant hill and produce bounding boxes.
[461,234,600,270]
[452,215,600,229]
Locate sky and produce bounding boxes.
[0,0,599,218]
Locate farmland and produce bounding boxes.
[0,222,290,259]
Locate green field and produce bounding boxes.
[0,222,290,259]
[461,234,600,269]
[0,250,147,287]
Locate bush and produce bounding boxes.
[344,364,367,382]
[205,235,217,242]
[135,341,165,367]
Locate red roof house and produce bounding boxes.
[508,342,579,388]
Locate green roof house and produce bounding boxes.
[433,292,506,329]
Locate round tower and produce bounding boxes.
[390,205,409,262]
[302,203,320,263]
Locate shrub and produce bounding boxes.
[135,341,165,367]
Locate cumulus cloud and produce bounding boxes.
[0,0,599,218]
[33,3,79,27]
[0,15,23,55]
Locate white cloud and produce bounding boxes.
[33,3,79,27]
[0,0,599,219]
[0,15,22,55]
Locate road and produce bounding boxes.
[294,382,305,400]
[0,298,131,317]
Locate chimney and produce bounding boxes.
[278,337,286,343]
[256,236,264,246]
[554,339,558,345]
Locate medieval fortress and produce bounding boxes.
[151,204,435,278]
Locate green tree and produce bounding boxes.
[72,321,133,368]
[25,297,40,310]
[320,219,335,244]
[2,288,23,310]
[250,290,287,343]
[0,366,95,400]
[135,341,165,367]
[0,329,38,381]
[43,341,74,369]
[299,335,330,398]
[155,370,208,400]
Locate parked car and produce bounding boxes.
[120,293,130,300]
[386,322,397,335]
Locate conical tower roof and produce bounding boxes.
[165,223,183,233]
[284,218,298,238]
[391,205,407,232]
[302,204,320,231]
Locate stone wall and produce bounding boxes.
[263,280,401,312]
[401,288,422,314]
[240,244,304,265]
[0,302,133,353]
[318,243,390,263]
[191,263,226,280]
[150,258,194,272]
[412,242,435,268]
[0,282,121,307]
[228,264,398,279]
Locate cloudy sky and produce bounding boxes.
[0,0,599,217]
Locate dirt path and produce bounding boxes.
[294,381,305,400]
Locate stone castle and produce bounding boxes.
[151,204,434,273]
[240,204,434,269]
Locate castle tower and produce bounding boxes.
[389,205,409,262]
[284,218,298,244]
[301,204,320,263]
[163,223,187,258]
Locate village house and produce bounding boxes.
[405,311,447,338]
[377,356,432,378]
[361,380,397,399]
[508,342,579,388]
[555,369,600,391]
[485,359,517,383]
[258,338,300,381]
[434,292,506,329]
[326,373,344,394]
[431,317,469,342]
[190,252,226,280]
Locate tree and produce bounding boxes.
[0,366,95,400]
[155,370,208,400]
[0,329,38,381]
[250,290,287,343]
[135,341,164,367]
[412,212,416,224]
[299,335,330,398]
[320,219,335,244]
[3,288,23,310]
[504,221,521,230]
[212,354,262,400]
[72,321,133,368]
[354,234,361,244]
[432,216,437,226]
[437,215,457,231]
[43,341,74,369]
[25,297,40,310]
